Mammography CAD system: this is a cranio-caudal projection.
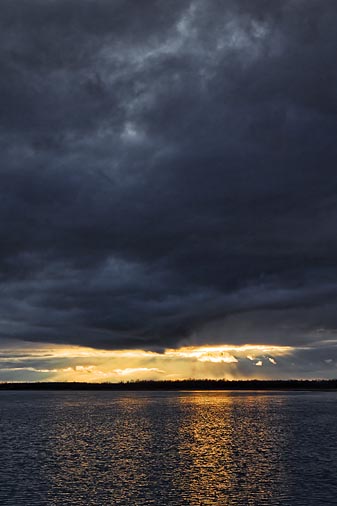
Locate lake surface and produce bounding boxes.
[0,390,336,505]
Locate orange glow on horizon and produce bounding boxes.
[0,342,295,382]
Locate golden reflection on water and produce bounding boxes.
[175,393,288,505]
[46,393,290,505]
[3,391,301,505]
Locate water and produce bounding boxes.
[0,390,336,505]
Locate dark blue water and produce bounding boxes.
[0,390,336,505]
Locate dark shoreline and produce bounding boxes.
[0,379,337,391]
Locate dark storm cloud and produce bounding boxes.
[1,0,337,351]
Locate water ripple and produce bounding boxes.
[0,391,336,505]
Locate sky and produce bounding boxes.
[1,0,337,381]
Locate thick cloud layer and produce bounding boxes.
[1,0,337,351]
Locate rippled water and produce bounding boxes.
[0,390,337,505]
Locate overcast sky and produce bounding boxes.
[1,0,337,380]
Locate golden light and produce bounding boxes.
[164,344,292,363]
[0,342,294,382]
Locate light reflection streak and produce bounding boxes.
[175,393,289,505]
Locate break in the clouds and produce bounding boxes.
[1,0,337,377]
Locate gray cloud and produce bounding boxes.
[0,0,337,357]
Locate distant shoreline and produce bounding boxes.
[0,379,337,391]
